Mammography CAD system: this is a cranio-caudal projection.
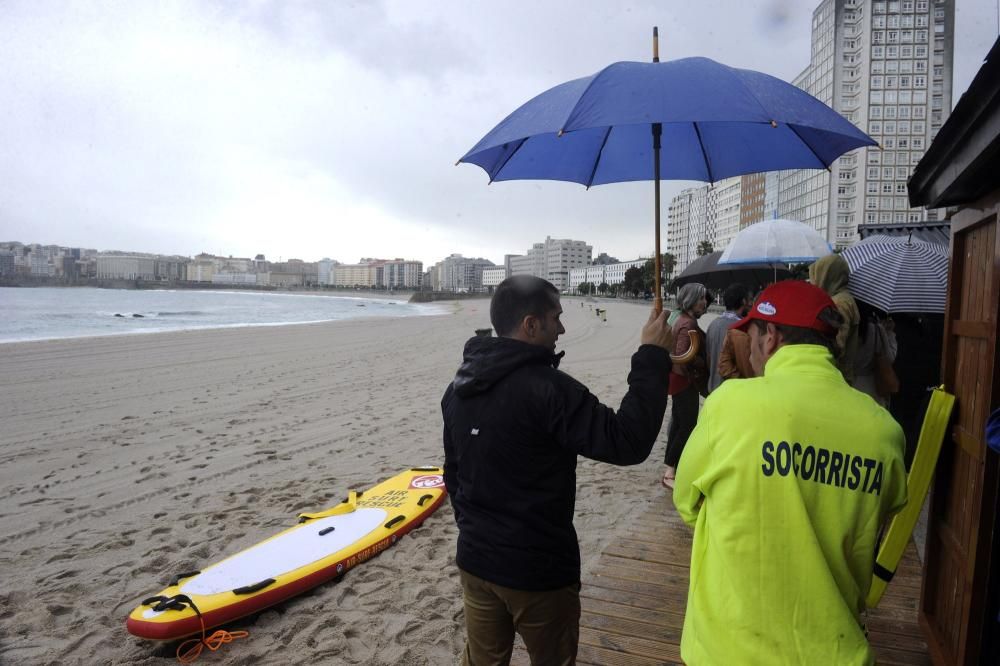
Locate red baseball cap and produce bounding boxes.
[732,280,838,335]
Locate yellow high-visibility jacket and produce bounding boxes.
[673,344,907,666]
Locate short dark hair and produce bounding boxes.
[750,307,845,356]
[490,275,560,337]
[723,283,750,311]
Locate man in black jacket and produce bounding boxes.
[442,275,673,665]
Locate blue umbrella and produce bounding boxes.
[459,29,876,309]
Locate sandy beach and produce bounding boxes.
[0,297,681,665]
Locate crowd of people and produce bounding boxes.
[441,267,936,665]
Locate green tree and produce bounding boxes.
[662,252,677,279]
[623,266,644,297]
[642,253,677,296]
[696,240,714,257]
[598,282,609,295]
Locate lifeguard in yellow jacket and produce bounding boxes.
[673,280,907,666]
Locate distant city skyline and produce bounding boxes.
[1,1,996,267]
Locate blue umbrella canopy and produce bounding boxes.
[460,57,876,185]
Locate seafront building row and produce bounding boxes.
[2,236,652,295]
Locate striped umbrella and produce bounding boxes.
[841,235,949,313]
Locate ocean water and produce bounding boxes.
[0,287,447,344]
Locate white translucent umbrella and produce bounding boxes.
[718,218,832,265]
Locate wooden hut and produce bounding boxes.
[907,37,1000,666]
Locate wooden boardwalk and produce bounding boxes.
[513,493,929,665]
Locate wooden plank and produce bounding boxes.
[582,596,686,630]
[581,581,682,613]
[951,319,991,340]
[577,642,682,666]
[580,610,683,644]
[579,626,682,663]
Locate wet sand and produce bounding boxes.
[0,298,675,665]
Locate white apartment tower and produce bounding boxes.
[667,187,710,273]
[780,0,954,249]
[509,237,592,292]
[711,177,743,253]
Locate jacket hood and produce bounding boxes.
[809,254,851,296]
[452,336,563,398]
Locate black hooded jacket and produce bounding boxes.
[441,335,670,591]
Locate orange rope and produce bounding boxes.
[175,611,248,664]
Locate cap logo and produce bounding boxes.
[757,301,777,316]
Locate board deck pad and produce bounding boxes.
[127,468,446,640]
[866,388,954,608]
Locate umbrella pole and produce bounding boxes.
[653,124,663,313]
[652,27,663,314]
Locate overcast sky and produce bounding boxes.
[1,1,996,266]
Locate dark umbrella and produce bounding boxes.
[459,28,876,311]
[673,251,790,291]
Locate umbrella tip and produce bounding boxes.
[557,129,565,138]
[454,159,461,166]
[770,120,777,128]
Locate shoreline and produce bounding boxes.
[0,287,452,346]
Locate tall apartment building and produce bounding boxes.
[712,177,743,252]
[482,267,508,290]
[666,178,742,274]
[0,250,14,276]
[382,260,423,289]
[434,254,495,292]
[317,258,338,285]
[333,262,375,287]
[96,255,156,280]
[667,0,954,264]
[508,236,592,292]
[780,0,954,248]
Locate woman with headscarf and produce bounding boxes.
[662,282,708,489]
[808,254,860,383]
